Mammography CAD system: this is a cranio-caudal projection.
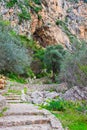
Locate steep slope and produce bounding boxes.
[0,0,87,48]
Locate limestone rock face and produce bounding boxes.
[0,0,87,47]
[66,1,87,40]
[33,25,69,47]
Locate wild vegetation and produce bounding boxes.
[41,99,87,130]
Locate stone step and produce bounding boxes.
[6,97,21,100]
[5,95,21,100]
[0,115,49,127]
[6,100,22,103]
[0,124,52,130]
[4,104,44,116]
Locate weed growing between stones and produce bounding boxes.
[0,107,8,117]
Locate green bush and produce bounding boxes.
[41,99,87,113]
[33,0,41,5]
[42,99,66,111]
[18,10,31,23]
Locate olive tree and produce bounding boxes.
[0,20,32,75]
[44,45,65,81]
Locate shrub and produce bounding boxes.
[32,6,42,13]
[42,99,66,111]
[41,99,87,113]
[60,41,87,88]
[0,20,31,75]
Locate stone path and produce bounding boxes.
[0,93,64,130]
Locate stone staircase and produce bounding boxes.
[0,91,63,130]
[0,103,63,130]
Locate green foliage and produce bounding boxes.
[41,99,87,113]
[34,48,45,62]
[18,7,31,23]
[44,45,65,81]
[8,89,21,95]
[76,101,87,113]
[32,6,42,13]
[60,41,87,87]
[0,107,8,117]
[23,87,28,94]
[26,68,35,78]
[7,73,27,83]
[33,0,41,5]
[54,110,87,130]
[6,0,17,8]
[42,99,66,111]
[0,20,31,75]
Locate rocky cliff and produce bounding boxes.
[0,0,87,48]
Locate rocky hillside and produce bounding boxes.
[0,0,87,48]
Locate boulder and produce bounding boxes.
[31,91,43,98]
[44,91,60,99]
[26,90,61,104]
[62,86,87,101]
[32,97,44,104]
